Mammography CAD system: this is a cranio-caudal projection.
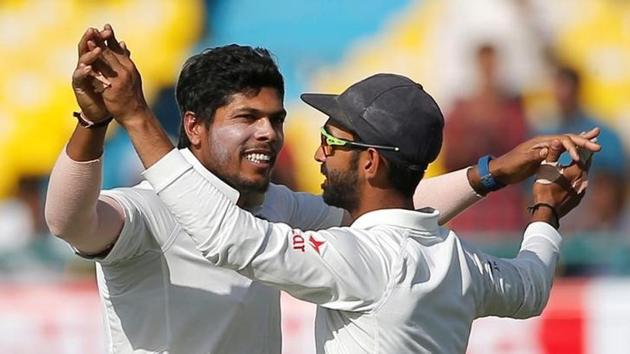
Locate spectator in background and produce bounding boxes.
[536,65,627,232]
[442,43,528,234]
[0,177,39,254]
[0,176,72,276]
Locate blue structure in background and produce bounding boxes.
[203,0,410,100]
[103,0,410,188]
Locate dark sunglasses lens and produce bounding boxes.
[320,135,327,155]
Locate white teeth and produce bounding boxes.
[245,153,271,163]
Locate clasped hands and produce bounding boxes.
[72,24,148,126]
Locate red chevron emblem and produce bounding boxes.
[308,235,326,254]
[308,235,325,255]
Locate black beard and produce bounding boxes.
[223,174,271,194]
[322,153,360,212]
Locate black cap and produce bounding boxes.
[301,73,444,171]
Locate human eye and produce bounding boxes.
[235,113,257,121]
[271,114,286,126]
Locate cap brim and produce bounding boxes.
[300,93,351,127]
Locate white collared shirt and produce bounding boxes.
[143,149,563,354]
[93,149,343,354]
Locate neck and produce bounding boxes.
[188,148,266,209]
[349,188,414,220]
[237,190,265,209]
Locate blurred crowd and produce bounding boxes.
[0,0,629,279]
[443,43,628,235]
[438,42,629,275]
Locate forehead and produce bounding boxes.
[223,87,284,112]
[324,119,355,140]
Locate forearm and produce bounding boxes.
[478,222,561,318]
[45,131,124,253]
[66,122,108,161]
[118,109,174,169]
[413,168,482,225]
[413,156,523,225]
[509,222,561,317]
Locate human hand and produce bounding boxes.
[490,127,600,185]
[71,27,114,122]
[90,24,150,125]
[531,139,591,223]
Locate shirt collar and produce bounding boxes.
[180,148,241,204]
[351,208,440,233]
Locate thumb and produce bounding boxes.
[529,142,549,161]
[545,139,563,165]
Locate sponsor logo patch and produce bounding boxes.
[308,235,325,255]
[292,232,305,252]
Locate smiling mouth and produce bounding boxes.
[244,152,273,165]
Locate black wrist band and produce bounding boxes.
[73,111,113,129]
[528,203,560,229]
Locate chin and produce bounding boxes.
[323,186,358,212]
[217,171,270,194]
[237,177,271,194]
[322,190,344,209]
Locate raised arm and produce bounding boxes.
[472,139,592,318]
[45,27,124,254]
[141,150,387,310]
[416,130,600,225]
[79,34,387,309]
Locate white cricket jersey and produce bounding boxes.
[92,149,343,354]
[144,149,563,354]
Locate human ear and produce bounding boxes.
[364,149,391,187]
[183,112,203,147]
[363,149,382,177]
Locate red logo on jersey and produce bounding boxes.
[308,235,325,255]
[292,232,305,252]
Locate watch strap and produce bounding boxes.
[477,155,505,192]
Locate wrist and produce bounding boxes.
[528,203,560,229]
[74,111,113,129]
[531,189,557,208]
[470,155,506,196]
[487,157,505,183]
[467,166,489,196]
[116,105,154,129]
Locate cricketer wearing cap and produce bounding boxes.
[46,26,600,353]
[85,29,597,352]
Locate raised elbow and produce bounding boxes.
[44,203,64,237]
[44,201,88,242]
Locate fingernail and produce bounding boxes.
[540,148,548,157]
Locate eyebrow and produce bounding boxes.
[232,107,287,118]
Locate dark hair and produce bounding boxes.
[386,159,424,196]
[556,65,581,90]
[175,44,285,148]
[342,124,424,197]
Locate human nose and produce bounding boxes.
[254,117,279,142]
[314,143,326,163]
